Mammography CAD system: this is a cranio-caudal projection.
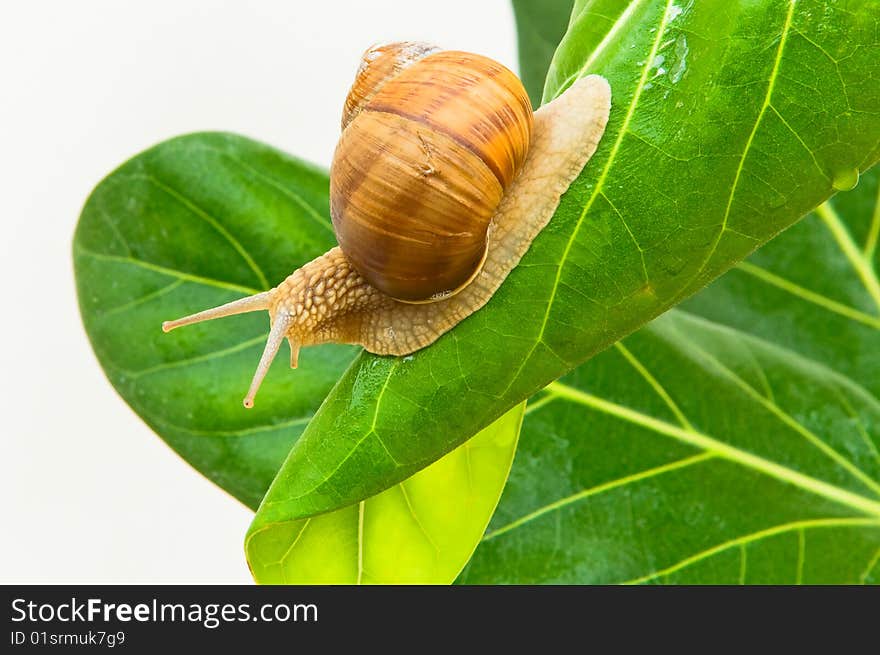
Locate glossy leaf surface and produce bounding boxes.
[460,167,880,584]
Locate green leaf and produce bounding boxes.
[459,167,880,584]
[254,0,880,524]
[246,403,523,584]
[511,0,574,107]
[73,132,358,509]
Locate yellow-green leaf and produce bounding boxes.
[246,404,523,584]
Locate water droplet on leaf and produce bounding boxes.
[669,35,689,84]
[832,168,859,191]
[769,194,787,209]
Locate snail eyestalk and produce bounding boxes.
[161,291,271,332]
[243,311,292,409]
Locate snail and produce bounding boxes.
[162,42,611,408]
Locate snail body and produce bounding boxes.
[162,42,611,408]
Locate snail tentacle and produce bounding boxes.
[289,338,301,368]
[161,291,270,333]
[242,309,292,409]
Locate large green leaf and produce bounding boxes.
[246,403,523,584]
[459,167,880,584]
[511,0,574,107]
[253,0,880,524]
[73,132,358,509]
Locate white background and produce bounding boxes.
[0,0,516,583]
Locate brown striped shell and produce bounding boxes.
[341,41,440,130]
[330,42,533,302]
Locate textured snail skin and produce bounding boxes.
[162,74,611,408]
[332,49,533,301]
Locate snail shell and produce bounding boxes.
[162,42,611,408]
[331,43,533,302]
[341,41,440,130]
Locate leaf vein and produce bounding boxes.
[95,205,133,257]
[614,341,693,429]
[735,260,880,329]
[356,501,365,585]
[817,203,880,313]
[278,518,312,581]
[676,0,797,297]
[483,453,714,541]
[796,528,805,584]
[133,173,270,290]
[192,144,335,236]
[670,325,880,498]
[73,245,263,296]
[860,545,880,583]
[100,280,184,318]
[545,381,880,518]
[865,181,880,259]
[503,0,676,396]
[127,334,268,379]
[622,517,880,584]
[546,0,649,102]
[150,413,313,439]
[399,482,440,554]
